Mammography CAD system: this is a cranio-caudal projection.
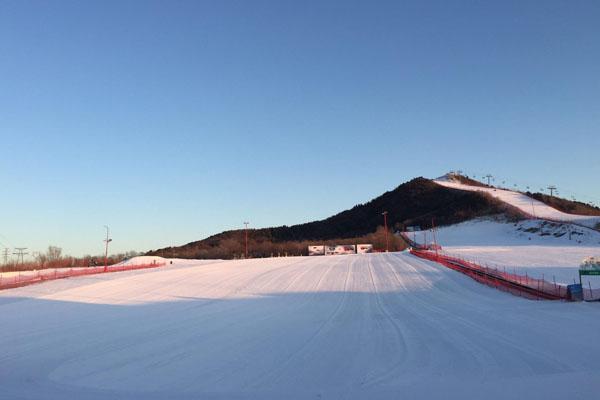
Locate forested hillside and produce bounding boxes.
[147,177,521,259]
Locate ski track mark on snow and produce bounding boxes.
[2,253,600,399]
[247,257,354,389]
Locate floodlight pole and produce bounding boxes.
[244,222,249,259]
[382,211,389,252]
[103,225,112,272]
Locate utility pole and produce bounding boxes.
[484,174,493,186]
[382,211,389,253]
[13,247,28,264]
[243,221,249,259]
[547,185,557,197]
[2,248,10,264]
[103,225,112,272]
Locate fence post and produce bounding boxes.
[494,268,498,288]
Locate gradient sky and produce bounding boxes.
[1,0,599,257]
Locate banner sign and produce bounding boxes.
[357,244,373,253]
[580,257,600,272]
[308,246,325,256]
[309,244,371,256]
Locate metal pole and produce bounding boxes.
[431,218,438,257]
[382,211,389,252]
[243,222,249,259]
[485,174,493,186]
[103,225,111,273]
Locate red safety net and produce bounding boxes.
[0,262,167,291]
[410,249,568,300]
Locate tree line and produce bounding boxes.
[0,246,141,273]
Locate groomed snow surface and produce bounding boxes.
[407,218,600,287]
[434,178,600,229]
[2,254,600,399]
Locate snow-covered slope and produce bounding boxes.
[2,254,600,399]
[405,218,600,285]
[428,218,600,247]
[434,178,600,229]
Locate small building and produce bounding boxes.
[357,244,373,253]
[334,245,355,255]
[308,246,325,256]
[308,244,372,256]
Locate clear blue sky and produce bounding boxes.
[1,0,599,257]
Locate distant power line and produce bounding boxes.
[0,233,14,248]
[13,247,28,264]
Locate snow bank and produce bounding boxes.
[115,255,170,266]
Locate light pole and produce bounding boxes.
[103,225,112,272]
[484,174,493,186]
[431,218,439,257]
[382,211,389,252]
[243,221,249,259]
[526,186,536,218]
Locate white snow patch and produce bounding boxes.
[115,255,169,266]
